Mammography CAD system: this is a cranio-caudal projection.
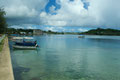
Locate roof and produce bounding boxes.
[13,37,34,40]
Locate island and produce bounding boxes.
[81,28,120,36]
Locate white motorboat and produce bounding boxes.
[13,45,37,50]
[12,37,39,50]
[78,35,85,38]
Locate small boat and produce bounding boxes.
[13,45,37,50]
[15,40,37,46]
[12,37,38,50]
[11,37,34,42]
[78,35,85,38]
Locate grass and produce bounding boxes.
[0,36,6,52]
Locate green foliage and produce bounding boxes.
[7,28,33,35]
[44,30,80,35]
[83,28,120,35]
[0,8,7,34]
[0,36,5,52]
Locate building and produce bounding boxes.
[33,29,43,35]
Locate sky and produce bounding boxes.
[0,0,120,32]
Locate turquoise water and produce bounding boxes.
[9,35,120,80]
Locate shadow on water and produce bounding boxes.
[11,49,42,80]
[9,45,31,80]
[10,50,31,80]
[13,66,30,80]
[11,49,41,80]
[30,77,41,80]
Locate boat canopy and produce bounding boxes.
[13,37,34,40]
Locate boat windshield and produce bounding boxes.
[13,37,34,40]
[13,37,35,42]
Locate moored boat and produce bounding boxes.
[13,45,37,50]
[11,37,34,42]
[78,35,85,38]
[12,37,38,50]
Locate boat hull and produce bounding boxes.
[78,36,85,38]
[13,45,37,50]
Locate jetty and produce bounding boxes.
[0,36,14,80]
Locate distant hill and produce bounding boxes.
[82,28,120,36]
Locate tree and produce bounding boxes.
[0,8,7,34]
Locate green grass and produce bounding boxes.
[0,36,6,52]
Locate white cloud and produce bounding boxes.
[88,0,120,27]
[40,0,120,28]
[78,28,88,32]
[44,27,58,32]
[39,0,96,27]
[1,0,120,28]
[43,26,67,32]
[9,25,24,29]
[5,5,37,18]
[0,0,48,18]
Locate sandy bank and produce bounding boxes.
[0,37,14,80]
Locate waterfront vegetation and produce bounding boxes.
[82,28,120,36]
[43,30,79,35]
[7,28,33,35]
[7,28,120,36]
[7,28,79,35]
[0,36,5,52]
[48,28,120,35]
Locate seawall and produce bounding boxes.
[0,37,14,80]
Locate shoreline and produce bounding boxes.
[83,34,120,36]
[0,37,14,80]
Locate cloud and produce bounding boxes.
[39,0,96,27]
[39,0,120,28]
[1,0,120,28]
[44,26,66,32]
[0,0,48,24]
[88,0,120,27]
[5,5,37,18]
[45,27,57,31]
[9,24,37,29]
[78,28,88,32]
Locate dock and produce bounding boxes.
[0,37,14,80]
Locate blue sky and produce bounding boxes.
[45,0,61,13]
[1,0,120,32]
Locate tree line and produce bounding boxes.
[0,8,7,34]
[82,28,120,35]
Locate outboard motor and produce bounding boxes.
[34,40,39,47]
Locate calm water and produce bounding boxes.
[9,35,120,80]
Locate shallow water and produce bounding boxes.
[9,35,120,80]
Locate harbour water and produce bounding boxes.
[9,35,120,80]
